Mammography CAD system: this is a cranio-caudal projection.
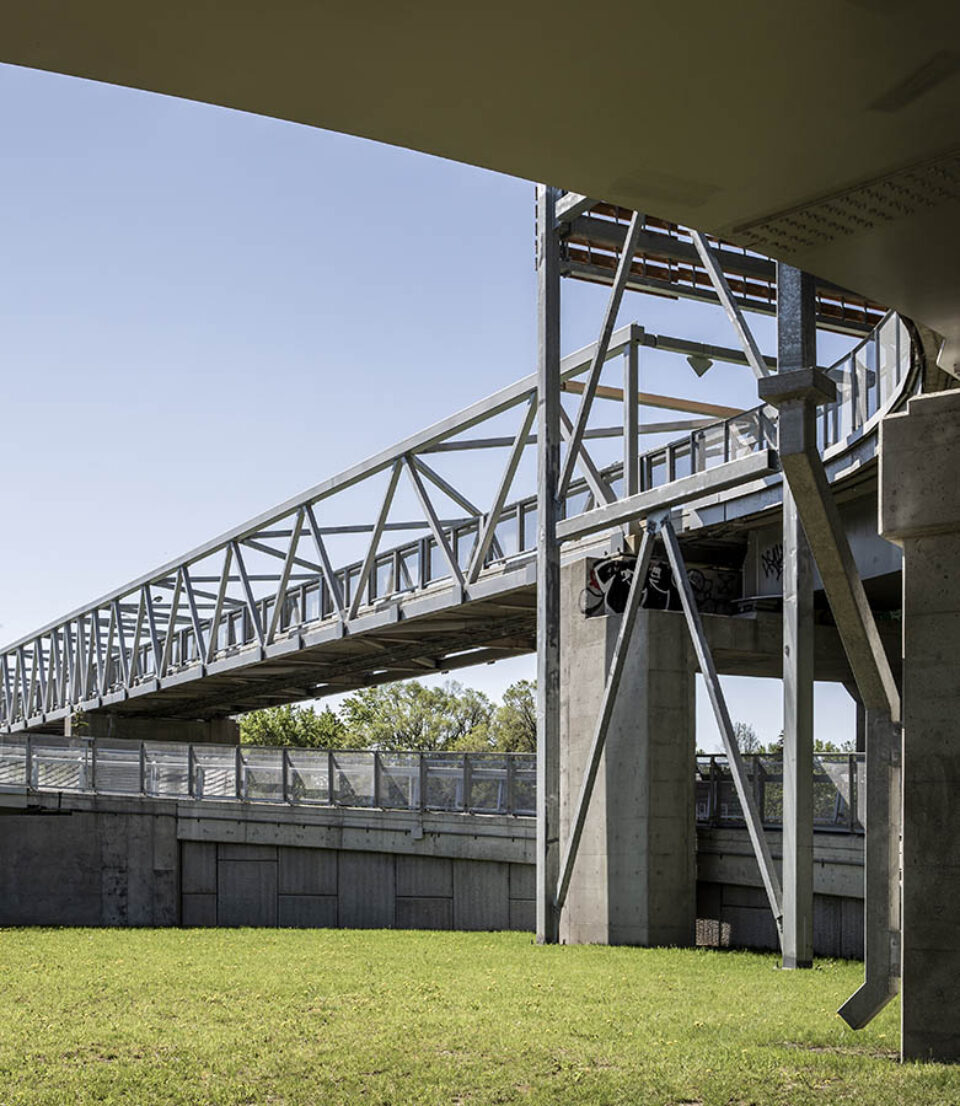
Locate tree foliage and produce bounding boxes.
[733,720,762,754]
[239,704,349,748]
[339,680,494,752]
[238,679,537,752]
[490,679,536,752]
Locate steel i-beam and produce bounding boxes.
[535,183,562,945]
[778,264,816,971]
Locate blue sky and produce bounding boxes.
[0,63,857,748]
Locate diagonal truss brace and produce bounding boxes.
[348,461,403,620]
[659,516,784,938]
[690,229,771,384]
[559,211,643,500]
[468,398,537,584]
[403,455,465,593]
[414,457,505,565]
[559,408,616,508]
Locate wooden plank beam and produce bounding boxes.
[561,379,740,419]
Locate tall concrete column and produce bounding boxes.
[882,389,960,1062]
[535,183,562,944]
[778,263,816,969]
[559,558,696,946]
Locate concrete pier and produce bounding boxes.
[882,389,960,1062]
[559,558,696,947]
[71,713,240,745]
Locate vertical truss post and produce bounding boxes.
[535,183,562,945]
[624,329,641,537]
[555,526,655,912]
[778,263,816,970]
[660,517,784,936]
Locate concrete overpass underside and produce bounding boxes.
[0,2,958,360]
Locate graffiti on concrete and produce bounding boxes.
[580,555,636,616]
[582,555,740,617]
[760,542,784,583]
[688,566,740,614]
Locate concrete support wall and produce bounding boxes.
[0,808,178,925]
[882,389,960,1062]
[76,714,240,744]
[697,826,865,957]
[0,793,862,956]
[560,560,696,946]
[181,841,534,931]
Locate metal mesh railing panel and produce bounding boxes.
[378,752,419,809]
[239,748,285,803]
[331,752,375,807]
[143,743,190,798]
[0,741,27,788]
[92,742,142,794]
[286,749,330,804]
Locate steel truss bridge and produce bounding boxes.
[0,198,913,737]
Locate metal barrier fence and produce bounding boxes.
[0,735,537,817]
[696,753,864,832]
[0,736,863,831]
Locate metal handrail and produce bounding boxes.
[0,735,863,833]
[696,752,864,833]
[0,735,537,817]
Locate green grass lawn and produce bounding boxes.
[0,928,955,1105]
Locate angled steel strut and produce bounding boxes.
[758,367,901,1029]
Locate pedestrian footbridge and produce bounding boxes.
[0,309,912,736]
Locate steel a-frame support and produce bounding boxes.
[535,183,562,944]
[778,264,816,970]
[659,517,784,937]
[758,365,901,1029]
[554,525,656,912]
[554,514,783,944]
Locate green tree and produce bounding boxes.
[733,720,762,754]
[339,680,493,752]
[490,679,537,752]
[240,704,349,748]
